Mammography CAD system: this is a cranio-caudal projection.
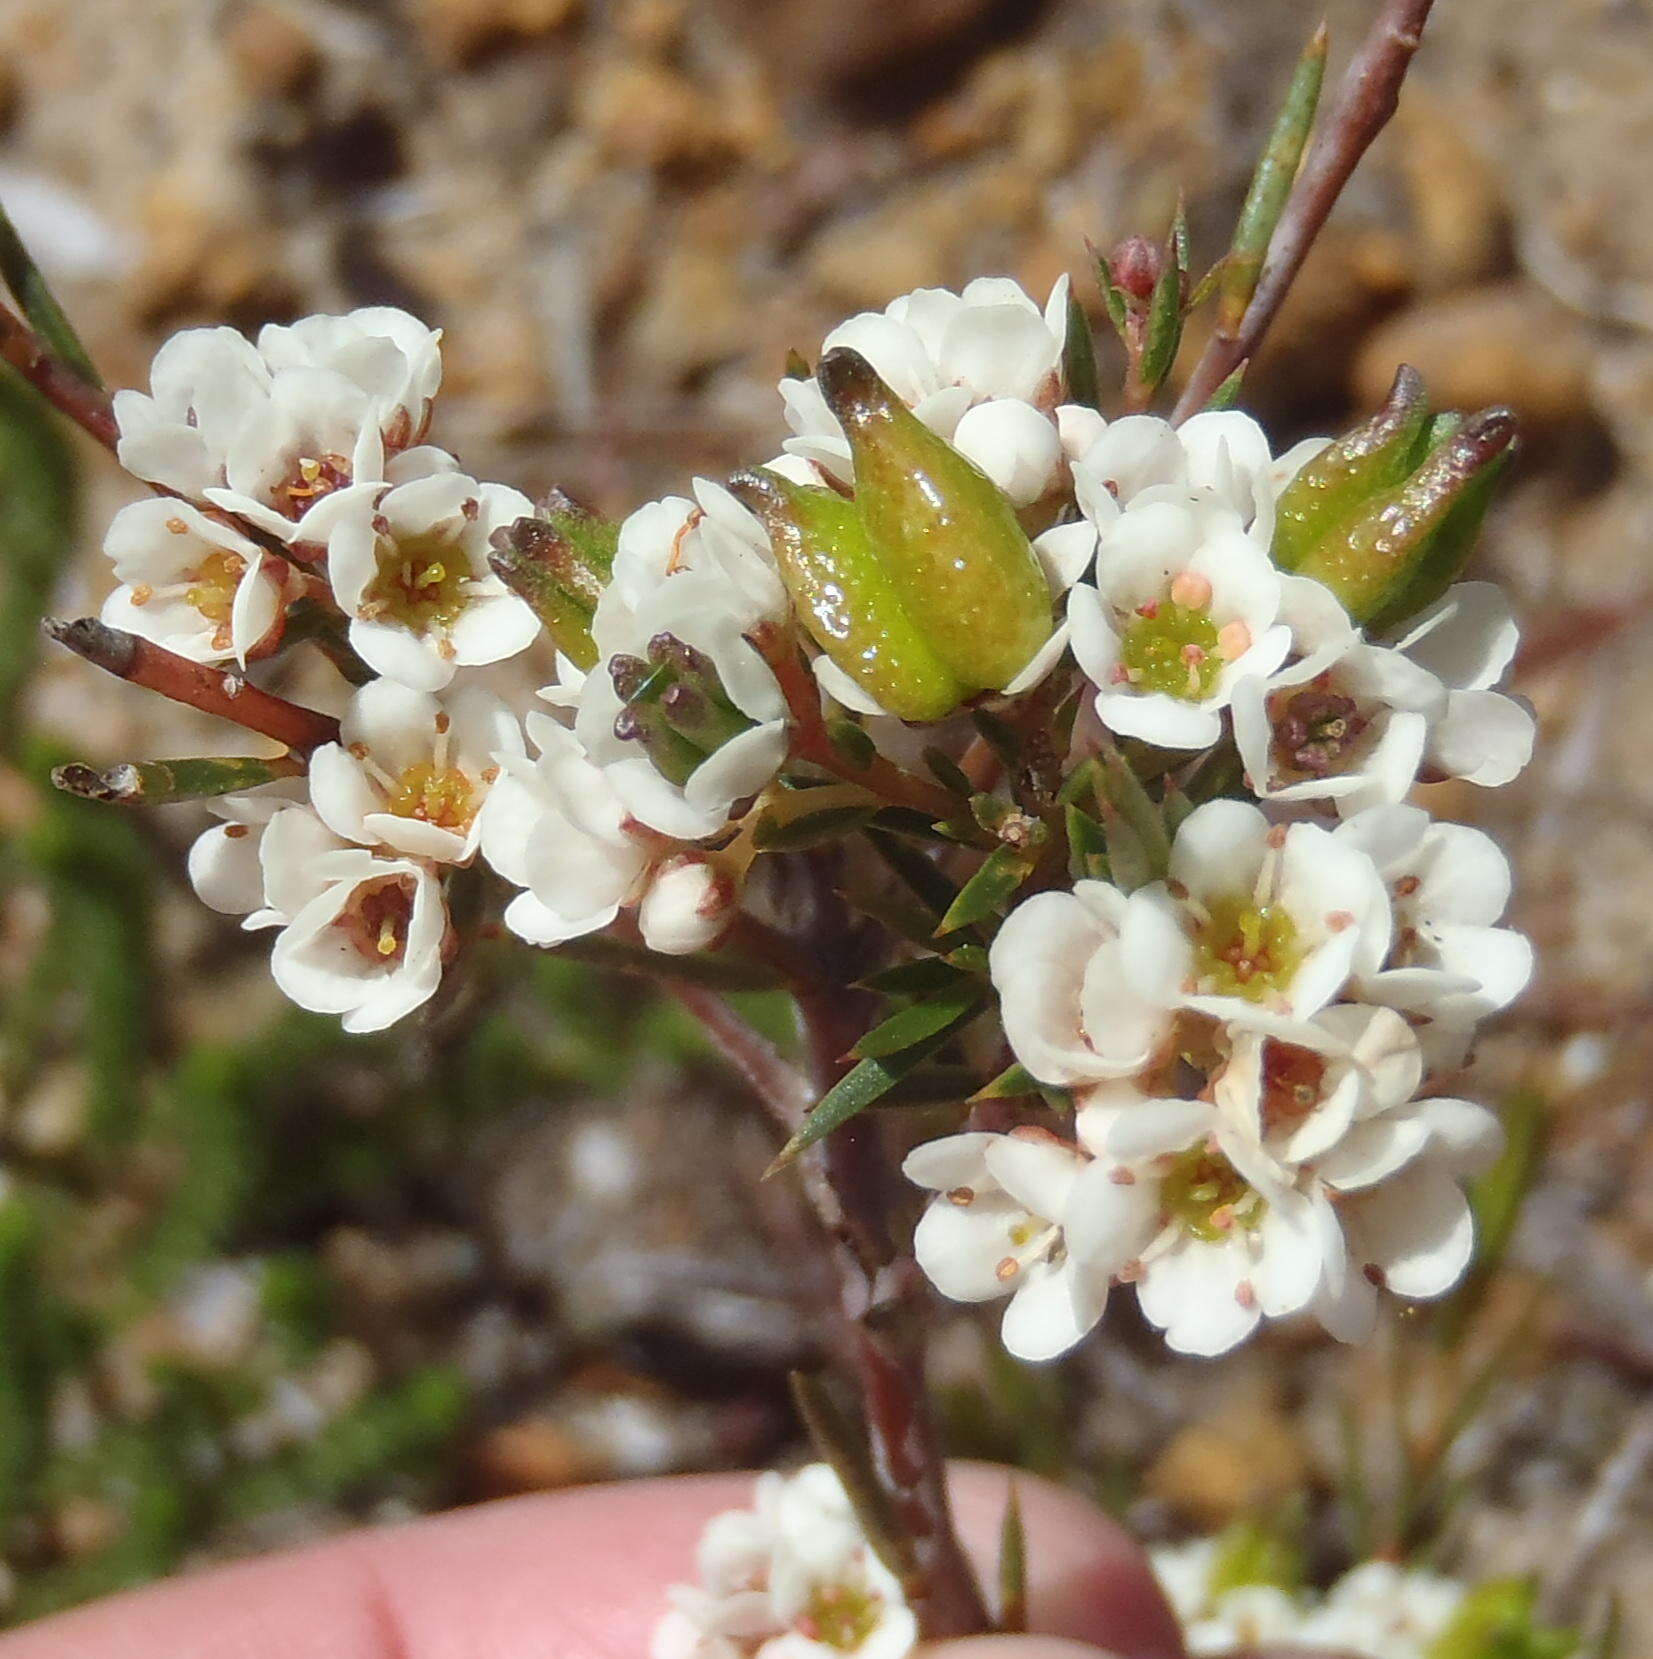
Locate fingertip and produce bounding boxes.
[924,1640,1124,1659]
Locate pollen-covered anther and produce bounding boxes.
[1169,571,1213,610]
[1235,1278,1258,1310]
[1216,619,1252,661]
[995,1256,1021,1282]
[946,1186,975,1206]
[1109,1167,1137,1185]
[1326,910,1355,932]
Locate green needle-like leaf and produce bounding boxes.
[997,1482,1027,1634]
[51,754,304,806]
[0,198,103,387]
[1218,24,1328,335]
[853,984,985,1060]
[937,842,1039,935]
[1062,281,1101,411]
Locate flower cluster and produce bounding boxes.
[652,1465,916,1659]
[85,270,1528,1344]
[1150,1536,1577,1659]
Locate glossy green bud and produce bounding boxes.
[730,468,967,722]
[1273,364,1433,573]
[487,493,618,672]
[816,348,1054,693]
[1291,407,1517,622]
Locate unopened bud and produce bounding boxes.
[1108,235,1162,304]
[730,468,966,722]
[815,348,1054,695]
[489,501,618,672]
[1290,406,1518,622]
[638,854,737,956]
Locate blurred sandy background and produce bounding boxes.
[0,0,1650,1639]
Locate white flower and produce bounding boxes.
[1334,803,1533,1051]
[1297,1561,1465,1659]
[1065,409,1286,546]
[577,494,790,841]
[903,1129,1155,1362]
[987,882,1178,1090]
[186,781,308,916]
[654,1465,916,1659]
[267,838,448,1034]
[1211,1005,1503,1345]
[325,468,541,691]
[1232,578,1534,811]
[114,326,274,500]
[253,307,442,449]
[115,310,444,545]
[782,277,1069,506]
[1069,498,1291,748]
[308,678,522,863]
[480,710,655,946]
[101,497,287,666]
[1125,798,1392,1032]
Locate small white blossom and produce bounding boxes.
[480,710,656,946]
[904,1129,1155,1362]
[1335,803,1533,1053]
[782,277,1069,506]
[575,493,790,841]
[325,467,541,691]
[308,678,521,863]
[114,309,443,545]
[100,498,287,666]
[1297,1561,1467,1658]
[1124,798,1392,1033]
[1069,498,1291,748]
[1232,578,1534,810]
[186,782,308,916]
[654,1465,916,1659]
[1064,408,1293,547]
[986,882,1178,1091]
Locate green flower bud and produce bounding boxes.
[1290,406,1517,623]
[487,492,618,672]
[730,468,966,722]
[608,631,757,784]
[816,348,1054,693]
[1273,364,1433,573]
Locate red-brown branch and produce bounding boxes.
[45,617,340,755]
[0,295,117,449]
[1172,0,1437,422]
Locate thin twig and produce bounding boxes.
[44,618,340,754]
[1542,1400,1653,1622]
[1172,0,1437,421]
[0,294,117,448]
[665,982,811,1136]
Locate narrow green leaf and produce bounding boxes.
[51,754,304,805]
[789,1372,917,1582]
[853,984,984,1060]
[923,745,974,799]
[1138,208,1187,395]
[827,716,878,770]
[1062,283,1101,411]
[858,956,972,996]
[998,1482,1027,1634]
[1065,804,1109,882]
[863,827,960,920]
[0,198,102,386]
[1097,742,1171,877]
[1201,363,1249,412]
[768,1034,956,1172]
[1218,24,1328,335]
[1092,242,1130,337]
[750,801,877,851]
[875,1065,979,1108]
[937,843,1037,935]
[969,708,1023,771]
[970,1061,1042,1102]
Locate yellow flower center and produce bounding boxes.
[385,762,477,831]
[1194,894,1304,1003]
[363,529,471,636]
[183,549,247,627]
[1160,1144,1265,1242]
[799,1581,884,1651]
[1118,593,1222,701]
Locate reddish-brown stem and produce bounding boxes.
[1172,0,1437,422]
[0,295,117,449]
[45,617,340,754]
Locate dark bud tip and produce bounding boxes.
[1108,235,1162,303]
[608,653,651,700]
[816,347,892,427]
[647,632,714,679]
[612,707,647,744]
